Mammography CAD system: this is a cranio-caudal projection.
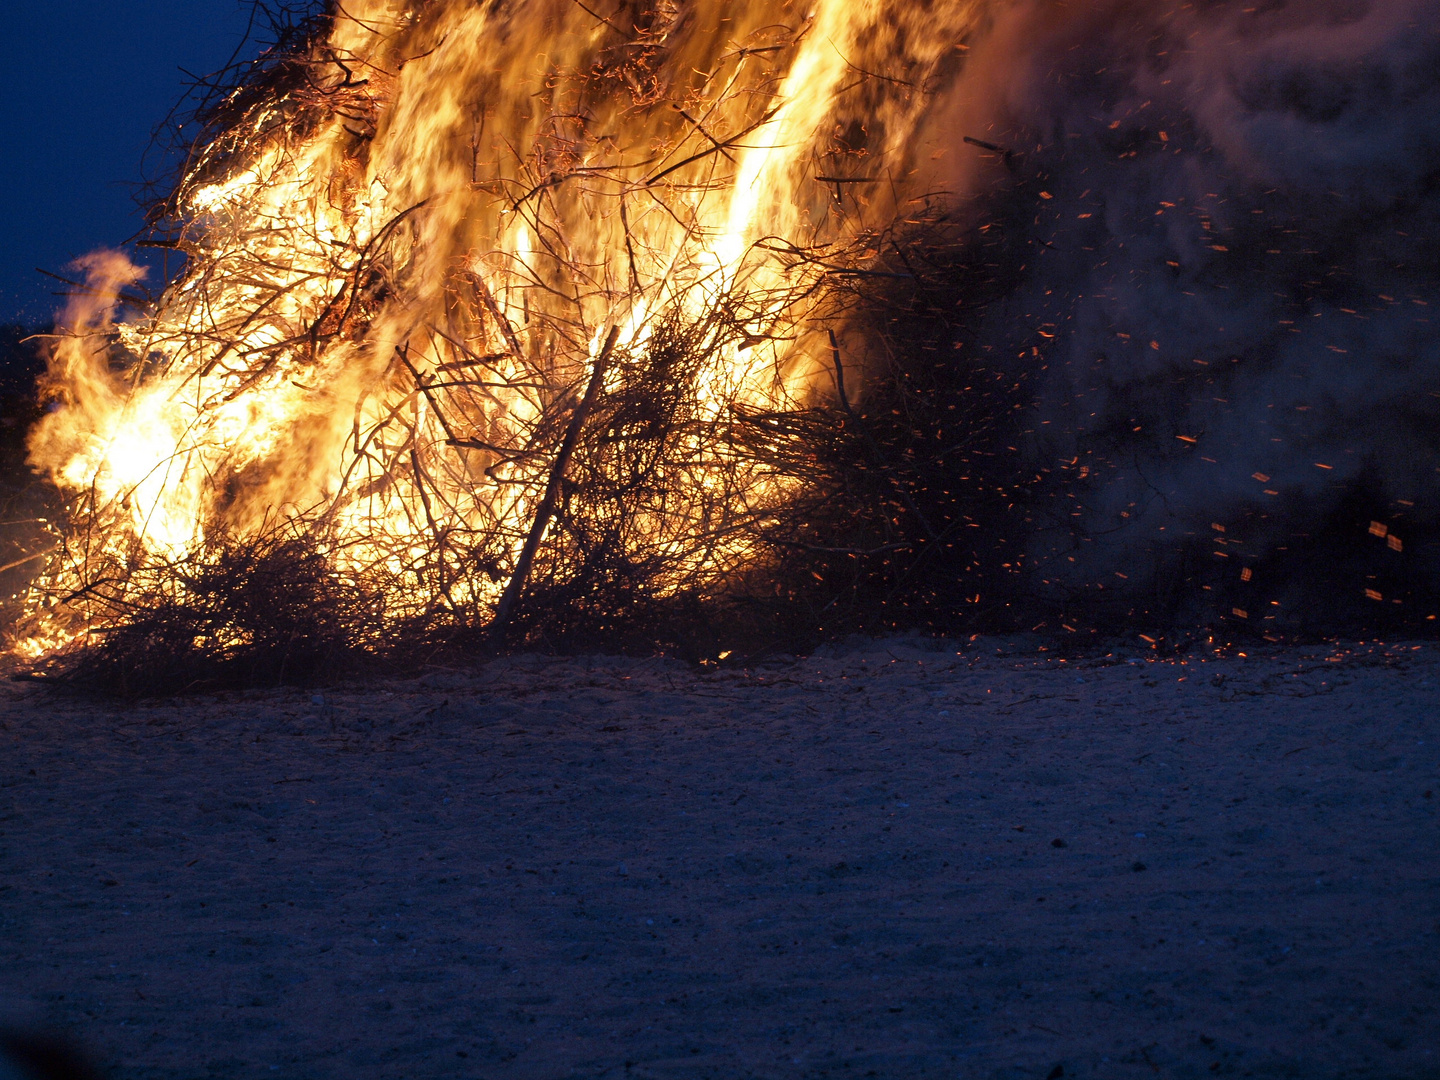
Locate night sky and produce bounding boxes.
[0,2,262,325]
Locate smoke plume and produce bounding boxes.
[928,0,1440,628]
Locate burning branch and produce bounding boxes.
[489,325,620,646]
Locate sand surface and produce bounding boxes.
[0,639,1437,1080]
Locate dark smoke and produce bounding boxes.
[932,0,1440,631]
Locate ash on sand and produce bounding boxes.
[1,637,1437,1080]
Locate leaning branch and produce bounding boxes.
[488,325,621,646]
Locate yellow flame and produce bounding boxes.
[23,0,993,652]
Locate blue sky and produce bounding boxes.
[0,2,265,324]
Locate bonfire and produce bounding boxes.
[18,0,1440,687]
[19,0,1002,680]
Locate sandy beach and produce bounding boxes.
[1,638,1437,1079]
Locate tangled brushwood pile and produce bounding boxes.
[52,528,384,695]
[13,0,1440,688]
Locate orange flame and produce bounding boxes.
[22,0,995,653]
